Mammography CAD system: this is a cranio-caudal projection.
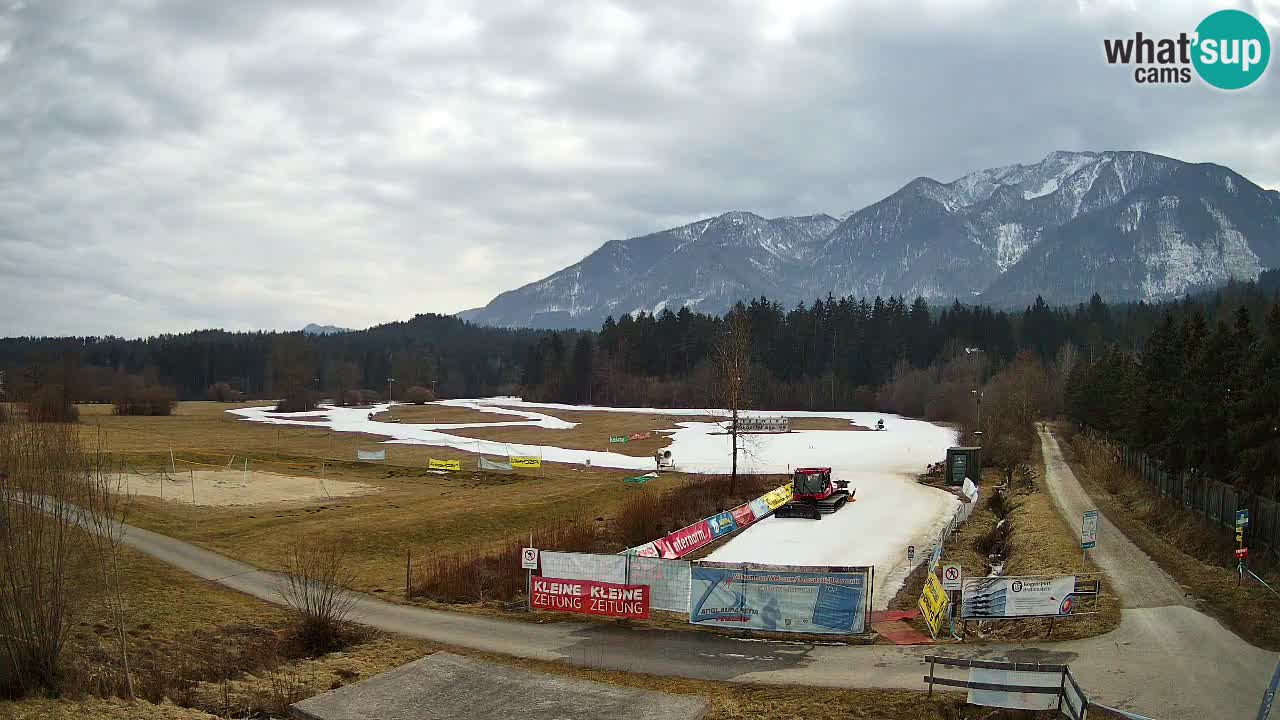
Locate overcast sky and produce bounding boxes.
[2,0,1277,337]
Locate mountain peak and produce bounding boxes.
[460,150,1277,328]
[302,323,352,335]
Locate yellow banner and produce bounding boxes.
[918,571,949,638]
[510,456,542,469]
[763,484,794,510]
[428,458,461,471]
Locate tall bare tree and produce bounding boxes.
[712,310,752,495]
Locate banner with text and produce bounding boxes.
[762,484,794,510]
[530,578,649,619]
[961,576,1077,619]
[660,519,714,558]
[510,456,542,469]
[428,458,461,471]
[690,563,871,634]
[356,449,386,462]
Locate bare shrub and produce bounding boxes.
[279,538,358,653]
[0,419,128,699]
[402,385,434,404]
[205,382,244,403]
[26,384,79,423]
[112,376,177,416]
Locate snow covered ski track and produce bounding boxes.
[229,398,959,602]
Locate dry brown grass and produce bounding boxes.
[370,404,529,425]
[447,407,684,457]
[787,417,872,431]
[77,401,712,597]
[1058,425,1280,650]
[0,698,218,720]
[887,452,1121,643]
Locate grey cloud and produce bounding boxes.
[1,0,1277,337]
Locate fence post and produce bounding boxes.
[405,548,411,600]
[928,656,935,696]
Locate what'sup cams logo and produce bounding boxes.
[1104,9,1271,89]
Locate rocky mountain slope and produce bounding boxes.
[460,151,1279,329]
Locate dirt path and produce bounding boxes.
[1036,423,1187,608]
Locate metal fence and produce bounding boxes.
[539,551,691,613]
[1113,442,1280,562]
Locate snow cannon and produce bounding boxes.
[773,467,854,520]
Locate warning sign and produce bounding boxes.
[918,571,949,638]
[942,563,963,591]
[521,547,539,570]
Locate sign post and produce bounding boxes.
[1237,509,1250,586]
[1080,510,1099,567]
[521,542,538,610]
[907,545,916,563]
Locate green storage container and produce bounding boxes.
[946,446,981,486]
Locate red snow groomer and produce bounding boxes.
[773,467,854,520]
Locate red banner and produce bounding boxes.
[660,519,713,558]
[530,578,649,619]
[730,503,756,529]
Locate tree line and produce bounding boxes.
[1065,285,1280,498]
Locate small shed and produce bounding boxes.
[946,446,982,487]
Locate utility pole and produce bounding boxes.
[387,377,394,404]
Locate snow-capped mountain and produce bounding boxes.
[460,151,1280,328]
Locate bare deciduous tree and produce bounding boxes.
[712,310,752,495]
[279,538,358,652]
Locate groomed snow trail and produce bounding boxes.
[230,398,959,603]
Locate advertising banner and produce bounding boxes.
[428,458,461,471]
[530,578,649,619]
[707,511,738,538]
[629,431,653,441]
[961,576,1077,619]
[356,449,386,462]
[730,503,757,528]
[918,571,949,637]
[763,485,794,510]
[660,520,713,558]
[510,456,542,469]
[690,563,870,634]
[749,497,771,518]
[608,436,628,444]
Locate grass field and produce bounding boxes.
[0,540,985,720]
[77,402,706,595]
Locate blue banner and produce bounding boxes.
[689,563,870,634]
[707,511,738,538]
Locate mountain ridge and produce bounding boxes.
[460,150,1279,329]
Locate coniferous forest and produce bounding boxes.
[2,272,1276,495]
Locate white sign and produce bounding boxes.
[356,449,386,462]
[521,547,539,570]
[942,563,963,591]
[1081,510,1099,550]
[967,668,1063,711]
[961,576,1077,619]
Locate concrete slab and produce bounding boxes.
[289,652,710,720]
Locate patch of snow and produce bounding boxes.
[230,398,959,606]
[994,223,1031,272]
[1022,177,1059,200]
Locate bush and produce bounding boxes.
[280,539,357,653]
[205,382,245,402]
[274,391,319,414]
[112,377,176,416]
[26,385,78,423]
[402,385,434,404]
